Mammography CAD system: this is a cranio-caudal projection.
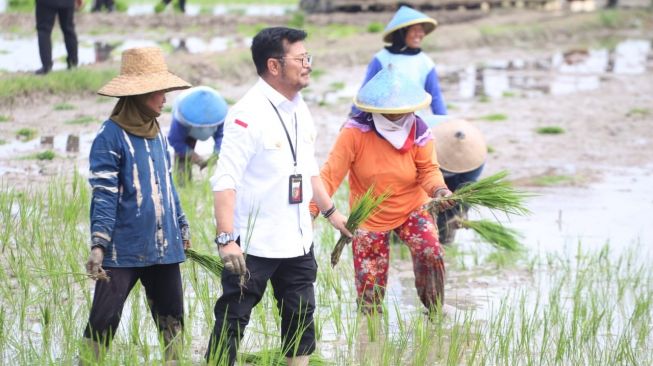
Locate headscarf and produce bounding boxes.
[110,94,161,139]
[385,28,421,55]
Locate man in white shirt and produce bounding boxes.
[206,27,350,366]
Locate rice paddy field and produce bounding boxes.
[1,0,653,365]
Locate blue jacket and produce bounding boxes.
[351,49,447,116]
[167,117,224,157]
[89,120,188,267]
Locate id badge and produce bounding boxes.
[288,174,303,204]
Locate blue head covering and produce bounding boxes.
[382,6,438,44]
[353,64,431,114]
[173,86,228,128]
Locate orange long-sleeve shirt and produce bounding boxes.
[314,126,447,231]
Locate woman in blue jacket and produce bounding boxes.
[81,47,191,364]
[352,6,447,117]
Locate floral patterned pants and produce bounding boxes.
[352,205,445,313]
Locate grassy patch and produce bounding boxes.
[502,91,516,98]
[487,145,495,154]
[163,106,173,113]
[0,68,116,100]
[0,115,11,123]
[16,128,37,141]
[329,81,346,91]
[598,9,622,28]
[65,116,97,125]
[35,150,56,161]
[481,113,508,122]
[287,12,305,28]
[311,68,325,81]
[478,95,490,103]
[626,108,650,118]
[531,174,576,186]
[367,22,384,33]
[7,0,33,12]
[446,103,457,111]
[54,103,75,111]
[236,23,268,38]
[536,126,565,135]
[0,139,6,145]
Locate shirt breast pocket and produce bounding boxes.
[263,131,284,150]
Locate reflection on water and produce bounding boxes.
[455,39,652,98]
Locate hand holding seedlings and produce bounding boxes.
[327,209,353,238]
[85,246,108,281]
[432,187,455,211]
[218,242,247,275]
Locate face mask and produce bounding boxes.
[188,126,216,141]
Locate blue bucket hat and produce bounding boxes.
[173,86,228,127]
[382,6,438,43]
[353,64,431,114]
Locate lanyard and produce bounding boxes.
[267,99,298,169]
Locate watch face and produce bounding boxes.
[216,232,232,245]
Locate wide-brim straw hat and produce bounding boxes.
[174,86,229,127]
[353,64,431,114]
[382,6,438,44]
[98,47,191,97]
[432,119,487,173]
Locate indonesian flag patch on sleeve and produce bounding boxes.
[235,119,248,128]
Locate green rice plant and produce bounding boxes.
[288,11,305,28]
[429,171,532,216]
[367,22,383,33]
[185,249,223,278]
[16,128,37,141]
[53,103,75,111]
[626,108,650,118]
[242,349,331,365]
[0,68,116,100]
[536,126,565,135]
[461,219,523,251]
[35,150,56,161]
[331,186,391,267]
[482,113,508,122]
[65,116,96,125]
[531,174,575,186]
[0,115,10,122]
[0,139,6,145]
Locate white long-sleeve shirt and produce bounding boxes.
[211,78,319,258]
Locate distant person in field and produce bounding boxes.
[167,86,228,182]
[351,6,447,117]
[35,0,83,74]
[431,119,487,244]
[312,65,455,315]
[91,0,115,12]
[82,47,192,364]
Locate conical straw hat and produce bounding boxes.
[353,64,431,114]
[432,119,487,173]
[98,47,191,97]
[382,6,438,44]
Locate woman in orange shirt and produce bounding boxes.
[316,65,454,314]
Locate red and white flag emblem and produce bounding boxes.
[235,119,248,128]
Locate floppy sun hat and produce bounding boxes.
[174,86,229,128]
[432,119,487,173]
[353,64,431,114]
[382,6,438,44]
[98,47,190,97]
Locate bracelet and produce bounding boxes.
[321,204,337,219]
[432,187,448,198]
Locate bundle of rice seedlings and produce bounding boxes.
[242,349,331,365]
[429,170,532,216]
[331,186,390,267]
[461,219,523,251]
[185,248,223,278]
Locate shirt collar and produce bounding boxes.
[256,77,302,114]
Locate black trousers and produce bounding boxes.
[206,248,318,365]
[162,0,186,11]
[35,2,78,70]
[83,264,184,346]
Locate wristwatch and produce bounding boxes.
[215,232,235,247]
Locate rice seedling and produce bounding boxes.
[536,126,565,135]
[0,115,11,122]
[461,219,523,251]
[330,186,391,267]
[16,128,37,141]
[65,116,96,125]
[481,113,508,122]
[185,249,224,278]
[53,103,75,111]
[429,170,532,216]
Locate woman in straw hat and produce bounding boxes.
[81,47,192,364]
[432,119,487,244]
[351,5,446,117]
[312,66,455,315]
